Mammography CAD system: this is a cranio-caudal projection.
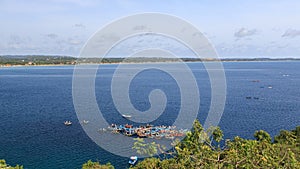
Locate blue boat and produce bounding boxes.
[128,156,138,165]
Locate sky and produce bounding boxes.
[1,0,300,58]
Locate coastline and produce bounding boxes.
[1,59,300,68]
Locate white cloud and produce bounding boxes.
[132,25,147,31]
[282,29,300,38]
[234,28,258,38]
[68,38,82,45]
[73,23,86,29]
[45,33,58,39]
[8,35,32,47]
[49,0,97,7]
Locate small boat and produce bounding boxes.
[268,86,273,89]
[81,120,89,125]
[122,114,132,118]
[98,128,107,132]
[128,156,138,165]
[64,121,72,126]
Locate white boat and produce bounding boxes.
[128,156,138,165]
[64,121,72,126]
[122,114,132,118]
[81,120,89,124]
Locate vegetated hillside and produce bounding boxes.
[0,55,76,65]
[81,120,300,169]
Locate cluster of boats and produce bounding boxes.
[102,123,188,139]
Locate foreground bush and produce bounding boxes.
[131,120,300,169]
[0,160,23,169]
[82,160,114,169]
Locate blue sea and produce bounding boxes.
[0,62,300,169]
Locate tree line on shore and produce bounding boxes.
[1,55,300,66]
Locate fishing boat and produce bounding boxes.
[81,120,89,124]
[64,121,72,126]
[128,156,138,165]
[122,114,132,118]
[124,128,136,136]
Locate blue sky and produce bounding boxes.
[1,0,300,58]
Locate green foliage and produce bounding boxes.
[274,130,297,144]
[0,55,76,66]
[82,160,114,169]
[131,121,300,169]
[130,158,161,169]
[0,159,23,169]
[132,138,158,156]
[212,126,223,143]
[292,126,300,144]
[254,130,272,143]
[293,126,300,136]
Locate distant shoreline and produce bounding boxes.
[1,59,300,68]
[1,55,300,68]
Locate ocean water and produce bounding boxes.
[0,62,300,169]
